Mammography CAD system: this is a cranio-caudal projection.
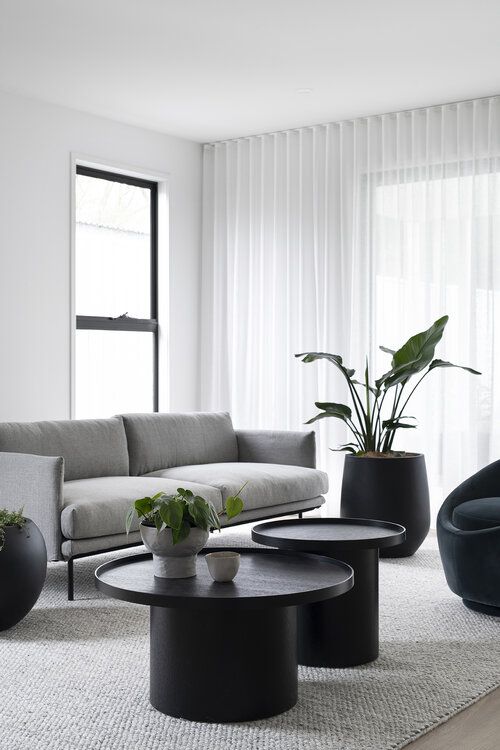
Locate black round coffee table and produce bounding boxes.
[252,518,405,668]
[95,547,353,722]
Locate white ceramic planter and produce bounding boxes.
[140,524,209,578]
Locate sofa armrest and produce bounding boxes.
[235,430,316,468]
[0,452,64,561]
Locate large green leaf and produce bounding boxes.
[315,401,352,417]
[393,316,449,368]
[331,443,359,454]
[225,495,244,520]
[378,316,449,389]
[295,352,355,379]
[382,416,416,431]
[172,519,191,545]
[159,498,184,531]
[428,359,481,375]
[154,513,164,532]
[152,493,176,512]
[188,496,212,530]
[306,412,345,425]
[305,402,352,425]
[134,496,154,517]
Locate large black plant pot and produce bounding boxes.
[0,519,47,631]
[340,454,430,557]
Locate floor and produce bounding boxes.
[285,523,500,750]
[408,686,500,749]
[405,529,499,750]
[5,520,499,750]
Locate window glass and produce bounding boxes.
[75,330,154,419]
[75,174,151,318]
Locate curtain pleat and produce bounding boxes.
[201,97,500,519]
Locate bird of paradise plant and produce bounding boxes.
[296,315,480,455]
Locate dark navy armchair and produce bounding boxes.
[437,459,500,616]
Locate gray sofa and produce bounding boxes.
[0,411,327,598]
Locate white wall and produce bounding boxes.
[0,90,202,421]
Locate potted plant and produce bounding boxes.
[297,315,480,556]
[126,486,245,578]
[0,508,47,630]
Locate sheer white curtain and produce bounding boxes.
[201,97,500,519]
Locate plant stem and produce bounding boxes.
[364,357,374,451]
[387,383,408,450]
[373,389,387,451]
[378,384,400,452]
[343,374,368,450]
[386,369,431,451]
[346,418,366,451]
[397,370,430,420]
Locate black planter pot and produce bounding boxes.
[340,454,430,557]
[0,519,47,631]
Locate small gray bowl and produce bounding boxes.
[205,551,241,582]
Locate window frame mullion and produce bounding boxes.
[76,315,158,333]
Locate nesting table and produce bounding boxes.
[95,547,353,722]
[252,518,405,667]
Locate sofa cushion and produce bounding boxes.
[145,463,329,512]
[0,417,129,481]
[121,412,238,476]
[452,497,500,531]
[62,476,223,540]
[236,429,316,468]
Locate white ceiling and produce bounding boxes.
[1,0,500,143]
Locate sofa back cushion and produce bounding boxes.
[0,417,129,481]
[121,412,238,476]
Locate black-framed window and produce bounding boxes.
[74,165,158,418]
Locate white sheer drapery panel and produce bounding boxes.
[201,98,500,521]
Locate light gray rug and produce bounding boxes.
[2,530,499,750]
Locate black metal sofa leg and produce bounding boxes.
[67,558,74,601]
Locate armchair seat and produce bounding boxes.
[437,460,500,616]
[452,497,500,531]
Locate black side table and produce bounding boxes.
[95,547,353,722]
[252,518,405,668]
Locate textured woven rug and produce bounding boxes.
[2,529,499,750]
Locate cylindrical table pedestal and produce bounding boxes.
[150,604,297,722]
[297,548,379,667]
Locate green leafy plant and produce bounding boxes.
[0,508,26,551]
[125,485,245,544]
[297,315,480,455]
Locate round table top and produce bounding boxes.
[252,517,406,551]
[95,547,353,611]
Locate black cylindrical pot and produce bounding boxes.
[0,519,47,631]
[340,454,430,557]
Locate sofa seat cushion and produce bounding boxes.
[452,497,500,531]
[62,476,223,540]
[144,463,329,512]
